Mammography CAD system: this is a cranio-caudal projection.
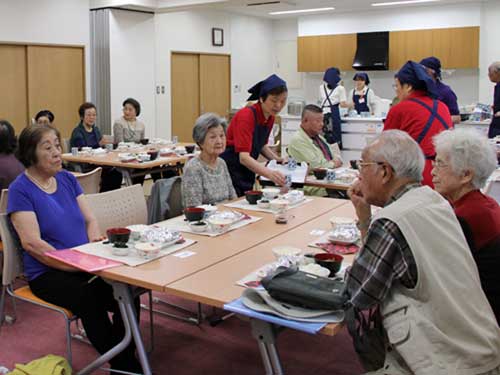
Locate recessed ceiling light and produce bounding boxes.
[269,7,334,15]
[372,0,440,6]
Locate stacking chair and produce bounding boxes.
[85,184,155,351]
[74,167,102,194]
[0,213,78,366]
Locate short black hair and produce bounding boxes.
[0,120,17,155]
[35,110,55,123]
[301,104,323,120]
[122,98,141,116]
[16,125,61,168]
[261,85,288,101]
[78,102,97,119]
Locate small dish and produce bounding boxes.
[111,246,129,257]
[126,224,149,241]
[189,221,208,233]
[245,190,263,205]
[312,168,327,180]
[257,199,270,209]
[299,263,330,277]
[329,216,356,229]
[270,198,289,213]
[262,187,280,200]
[185,144,196,154]
[135,242,161,259]
[184,207,205,222]
[139,138,149,145]
[106,227,131,245]
[272,245,302,260]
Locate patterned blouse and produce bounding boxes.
[182,157,237,207]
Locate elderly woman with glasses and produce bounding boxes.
[432,128,500,324]
[182,113,237,207]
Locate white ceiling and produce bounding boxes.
[92,0,484,18]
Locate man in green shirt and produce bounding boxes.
[288,104,343,196]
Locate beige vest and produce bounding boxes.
[374,186,500,375]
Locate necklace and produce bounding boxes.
[25,171,54,191]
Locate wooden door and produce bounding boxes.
[199,54,230,118]
[171,53,200,143]
[0,45,28,133]
[27,46,85,139]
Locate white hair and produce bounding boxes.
[490,61,500,73]
[368,130,425,182]
[433,128,497,189]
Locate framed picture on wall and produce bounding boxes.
[212,28,224,47]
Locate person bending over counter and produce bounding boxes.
[220,74,287,196]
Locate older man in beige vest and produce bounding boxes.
[346,130,500,375]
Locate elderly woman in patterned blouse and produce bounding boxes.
[182,113,237,207]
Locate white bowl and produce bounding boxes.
[262,187,280,199]
[188,221,208,233]
[270,199,289,212]
[111,246,129,257]
[135,242,161,259]
[207,217,233,234]
[272,245,302,259]
[299,263,330,278]
[257,199,270,209]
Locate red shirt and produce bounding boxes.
[384,91,453,186]
[453,190,500,251]
[226,102,274,153]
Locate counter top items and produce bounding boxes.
[224,195,312,214]
[260,160,308,185]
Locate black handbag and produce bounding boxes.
[261,266,348,311]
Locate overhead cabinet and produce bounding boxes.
[298,26,479,72]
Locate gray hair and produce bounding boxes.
[192,113,227,145]
[433,128,496,189]
[490,62,500,74]
[368,130,425,182]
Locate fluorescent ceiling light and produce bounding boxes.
[269,7,334,15]
[372,0,440,6]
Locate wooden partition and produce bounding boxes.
[0,45,29,131]
[0,43,85,138]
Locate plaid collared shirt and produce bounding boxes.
[345,183,420,310]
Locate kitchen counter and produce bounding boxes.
[341,117,385,161]
[456,120,489,137]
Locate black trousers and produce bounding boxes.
[29,270,141,372]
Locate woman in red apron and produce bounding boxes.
[384,61,453,187]
[220,74,287,196]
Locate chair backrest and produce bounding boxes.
[0,213,24,286]
[0,189,8,214]
[74,167,102,195]
[167,177,183,219]
[62,138,71,154]
[85,184,147,234]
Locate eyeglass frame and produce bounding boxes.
[357,160,386,172]
[431,159,449,169]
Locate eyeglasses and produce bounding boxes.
[357,160,385,172]
[431,160,449,169]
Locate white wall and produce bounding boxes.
[0,0,91,99]
[479,0,500,104]
[273,2,485,110]
[230,14,274,108]
[109,9,156,137]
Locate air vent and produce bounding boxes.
[247,1,281,6]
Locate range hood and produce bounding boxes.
[352,32,389,71]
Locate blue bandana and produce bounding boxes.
[353,72,370,85]
[420,56,442,80]
[396,61,438,99]
[247,74,287,101]
[323,67,341,88]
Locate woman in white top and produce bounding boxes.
[348,72,377,114]
[319,67,349,146]
[113,98,146,143]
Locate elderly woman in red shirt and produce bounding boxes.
[384,61,453,187]
[432,128,500,324]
